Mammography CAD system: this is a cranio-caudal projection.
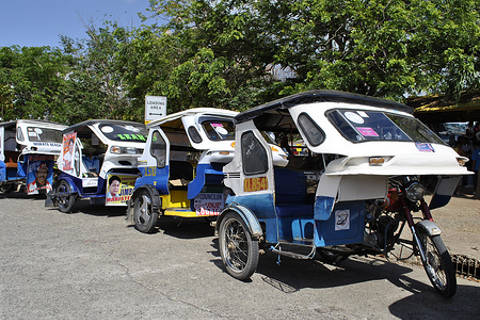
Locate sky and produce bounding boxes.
[0,0,155,48]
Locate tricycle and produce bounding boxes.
[126,108,289,233]
[126,108,241,233]
[217,90,470,297]
[46,120,147,212]
[0,120,66,194]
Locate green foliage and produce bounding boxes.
[0,0,479,123]
[0,46,71,121]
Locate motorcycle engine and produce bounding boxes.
[375,214,399,250]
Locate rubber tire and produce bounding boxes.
[219,212,259,280]
[133,191,158,233]
[56,180,76,213]
[417,231,457,298]
[0,183,14,194]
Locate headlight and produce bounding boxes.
[110,146,122,154]
[405,182,425,202]
[110,146,143,154]
[456,157,468,167]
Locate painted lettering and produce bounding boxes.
[243,176,268,192]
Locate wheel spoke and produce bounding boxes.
[223,219,249,272]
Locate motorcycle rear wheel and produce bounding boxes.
[417,231,456,297]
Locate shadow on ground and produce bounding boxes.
[159,219,215,239]
[208,239,480,317]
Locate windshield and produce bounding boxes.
[327,110,444,144]
[201,118,235,141]
[98,123,148,143]
[27,127,63,143]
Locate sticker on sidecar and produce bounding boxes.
[357,127,379,137]
[335,209,350,231]
[415,143,435,152]
[243,176,268,192]
[194,193,224,216]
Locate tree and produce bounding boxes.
[54,22,133,124]
[0,46,71,120]
[142,0,480,106]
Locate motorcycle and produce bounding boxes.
[360,176,456,297]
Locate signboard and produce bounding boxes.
[105,173,137,206]
[26,156,54,195]
[145,96,167,125]
[193,193,224,216]
[62,132,77,171]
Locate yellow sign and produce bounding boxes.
[243,176,268,192]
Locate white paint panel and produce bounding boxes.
[337,175,387,202]
[316,174,342,198]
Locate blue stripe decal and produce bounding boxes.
[187,163,224,199]
[314,196,335,221]
[227,193,278,243]
[135,166,169,195]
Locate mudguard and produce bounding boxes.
[45,177,79,207]
[58,177,79,194]
[216,204,263,239]
[126,184,162,225]
[415,220,442,237]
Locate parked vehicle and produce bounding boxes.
[126,108,240,233]
[46,120,147,212]
[0,120,66,194]
[216,90,470,297]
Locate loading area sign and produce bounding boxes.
[145,96,167,124]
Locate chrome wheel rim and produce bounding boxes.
[222,219,249,273]
[135,194,152,226]
[423,236,447,290]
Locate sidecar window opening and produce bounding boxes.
[98,123,147,143]
[327,110,411,143]
[16,126,25,143]
[151,130,167,168]
[386,113,445,145]
[5,126,18,151]
[26,127,63,143]
[76,127,105,175]
[187,126,202,143]
[201,118,235,141]
[297,112,325,146]
[241,131,268,176]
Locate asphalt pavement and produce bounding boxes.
[0,194,479,319]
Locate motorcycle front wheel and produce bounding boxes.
[417,230,457,297]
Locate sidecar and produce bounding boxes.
[46,120,147,212]
[126,108,240,233]
[0,120,66,194]
[217,90,470,281]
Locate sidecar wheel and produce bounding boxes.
[133,191,158,233]
[56,180,76,213]
[219,212,259,280]
[0,183,14,194]
[418,231,456,297]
